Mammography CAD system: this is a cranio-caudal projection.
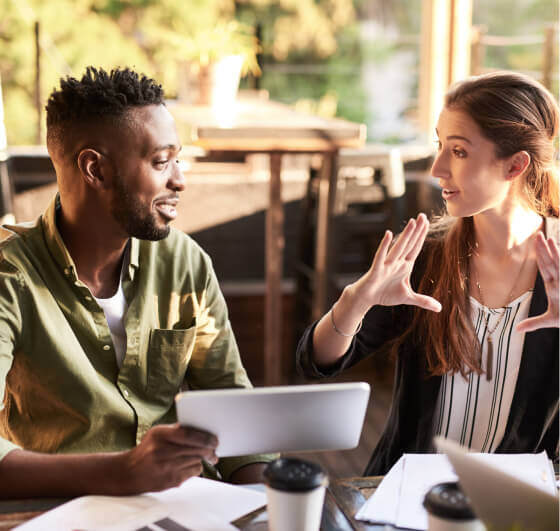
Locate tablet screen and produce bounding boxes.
[175,382,370,457]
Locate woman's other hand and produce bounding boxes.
[517,232,559,332]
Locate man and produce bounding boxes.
[0,67,273,497]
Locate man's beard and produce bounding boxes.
[110,177,170,241]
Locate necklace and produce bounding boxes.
[474,249,530,381]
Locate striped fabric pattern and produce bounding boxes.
[433,291,532,452]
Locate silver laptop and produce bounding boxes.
[175,382,370,457]
[435,436,558,531]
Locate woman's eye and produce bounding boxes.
[453,148,467,158]
[155,160,169,167]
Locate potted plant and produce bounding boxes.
[141,9,260,106]
[182,20,261,105]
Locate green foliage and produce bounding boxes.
[255,23,369,126]
[473,0,557,35]
[1,0,555,147]
[2,0,357,145]
[0,0,153,145]
[473,0,558,89]
[237,0,355,60]
[3,88,38,146]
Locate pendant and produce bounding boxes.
[486,337,493,381]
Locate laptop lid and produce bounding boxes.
[435,436,558,531]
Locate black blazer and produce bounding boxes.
[296,218,559,475]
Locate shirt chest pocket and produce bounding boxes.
[147,326,196,400]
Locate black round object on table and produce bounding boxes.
[264,458,327,493]
[423,481,477,521]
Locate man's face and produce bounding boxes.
[106,105,184,241]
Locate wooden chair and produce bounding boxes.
[293,144,409,351]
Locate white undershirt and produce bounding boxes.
[93,274,128,368]
[433,290,532,452]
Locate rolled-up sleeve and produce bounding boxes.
[0,258,24,461]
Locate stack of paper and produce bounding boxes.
[16,477,266,531]
[355,451,556,530]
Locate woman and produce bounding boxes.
[296,71,559,475]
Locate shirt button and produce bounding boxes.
[64,267,71,275]
[123,389,130,398]
[103,344,111,351]
[85,296,93,301]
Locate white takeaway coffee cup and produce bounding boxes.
[264,458,328,531]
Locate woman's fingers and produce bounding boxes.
[371,229,393,271]
[516,235,559,333]
[516,313,552,333]
[404,214,430,262]
[396,213,429,262]
[373,213,430,270]
[387,217,417,262]
[409,292,442,313]
[547,236,559,264]
[535,233,558,285]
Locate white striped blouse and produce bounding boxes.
[433,291,532,452]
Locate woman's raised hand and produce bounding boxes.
[349,213,442,313]
[517,232,559,333]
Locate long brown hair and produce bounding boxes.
[395,71,559,377]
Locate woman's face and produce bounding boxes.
[431,107,515,218]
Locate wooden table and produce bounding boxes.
[169,98,365,386]
[0,477,383,530]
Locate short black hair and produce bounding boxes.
[46,66,164,150]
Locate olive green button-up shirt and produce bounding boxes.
[0,196,272,480]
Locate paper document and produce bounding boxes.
[354,455,404,525]
[16,477,266,531]
[355,450,556,530]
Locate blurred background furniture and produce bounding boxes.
[294,143,437,350]
[170,96,366,386]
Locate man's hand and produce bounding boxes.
[121,424,219,494]
[517,232,559,333]
[0,424,218,498]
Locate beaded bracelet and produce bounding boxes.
[330,306,363,337]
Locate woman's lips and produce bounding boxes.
[442,189,459,200]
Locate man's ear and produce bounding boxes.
[76,149,110,189]
[505,150,531,181]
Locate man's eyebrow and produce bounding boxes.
[151,144,182,154]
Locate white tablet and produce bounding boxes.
[175,382,370,457]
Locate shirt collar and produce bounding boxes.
[42,194,140,281]
[127,238,140,280]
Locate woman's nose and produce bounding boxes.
[431,152,450,180]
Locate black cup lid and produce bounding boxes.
[423,482,477,521]
[264,458,327,492]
